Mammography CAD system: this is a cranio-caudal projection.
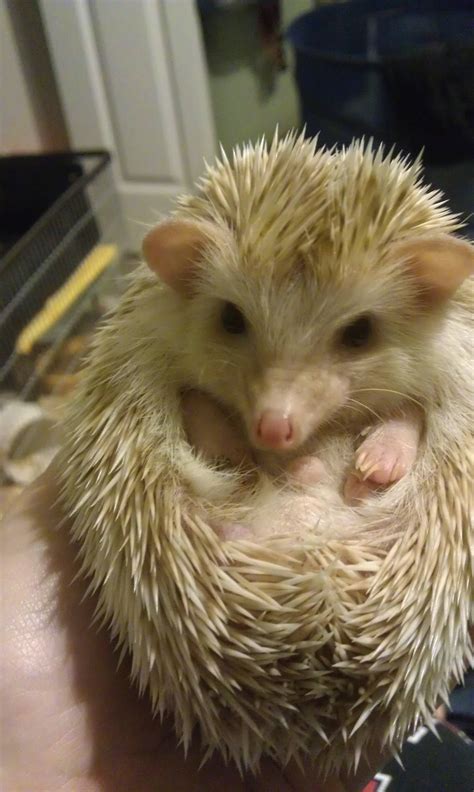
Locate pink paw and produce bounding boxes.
[181,389,251,468]
[344,414,421,506]
[343,473,380,505]
[218,522,254,541]
[286,455,326,486]
[354,426,418,486]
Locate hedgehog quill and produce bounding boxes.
[59,133,473,773]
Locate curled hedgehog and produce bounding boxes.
[59,133,474,773]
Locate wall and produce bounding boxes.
[0,0,69,154]
[199,0,313,153]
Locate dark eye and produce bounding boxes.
[221,301,246,335]
[339,314,375,349]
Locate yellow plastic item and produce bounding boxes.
[16,243,118,355]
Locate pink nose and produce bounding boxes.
[256,410,294,449]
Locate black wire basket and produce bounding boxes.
[0,150,123,397]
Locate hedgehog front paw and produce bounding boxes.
[181,389,251,468]
[286,455,327,486]
[354,422,419,486]
[344,412,422,505]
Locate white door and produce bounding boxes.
[39,0,216,252]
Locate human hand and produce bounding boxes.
[0,467,382,791]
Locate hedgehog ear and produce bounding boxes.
[394,234,474,305]
[142,220,209,296]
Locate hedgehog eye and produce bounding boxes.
[339,314,375,349]
[221,301,246,335]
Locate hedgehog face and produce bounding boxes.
[175,245,440,452]
[142,135,472,453]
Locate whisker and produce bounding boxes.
[346,398,383,423]
[353,388,424,410]
[325,417,351,436]
[344,404,367,419]
[212,358,241,371]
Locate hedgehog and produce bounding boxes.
[58,133,474,775]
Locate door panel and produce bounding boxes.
[89,0,184,183]
[40,0,216,251]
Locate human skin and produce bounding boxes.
[0,467,386,792]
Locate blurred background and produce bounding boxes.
[0,0,473,779]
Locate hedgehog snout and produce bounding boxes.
[246,364,347,452]
[256,409,294,450]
